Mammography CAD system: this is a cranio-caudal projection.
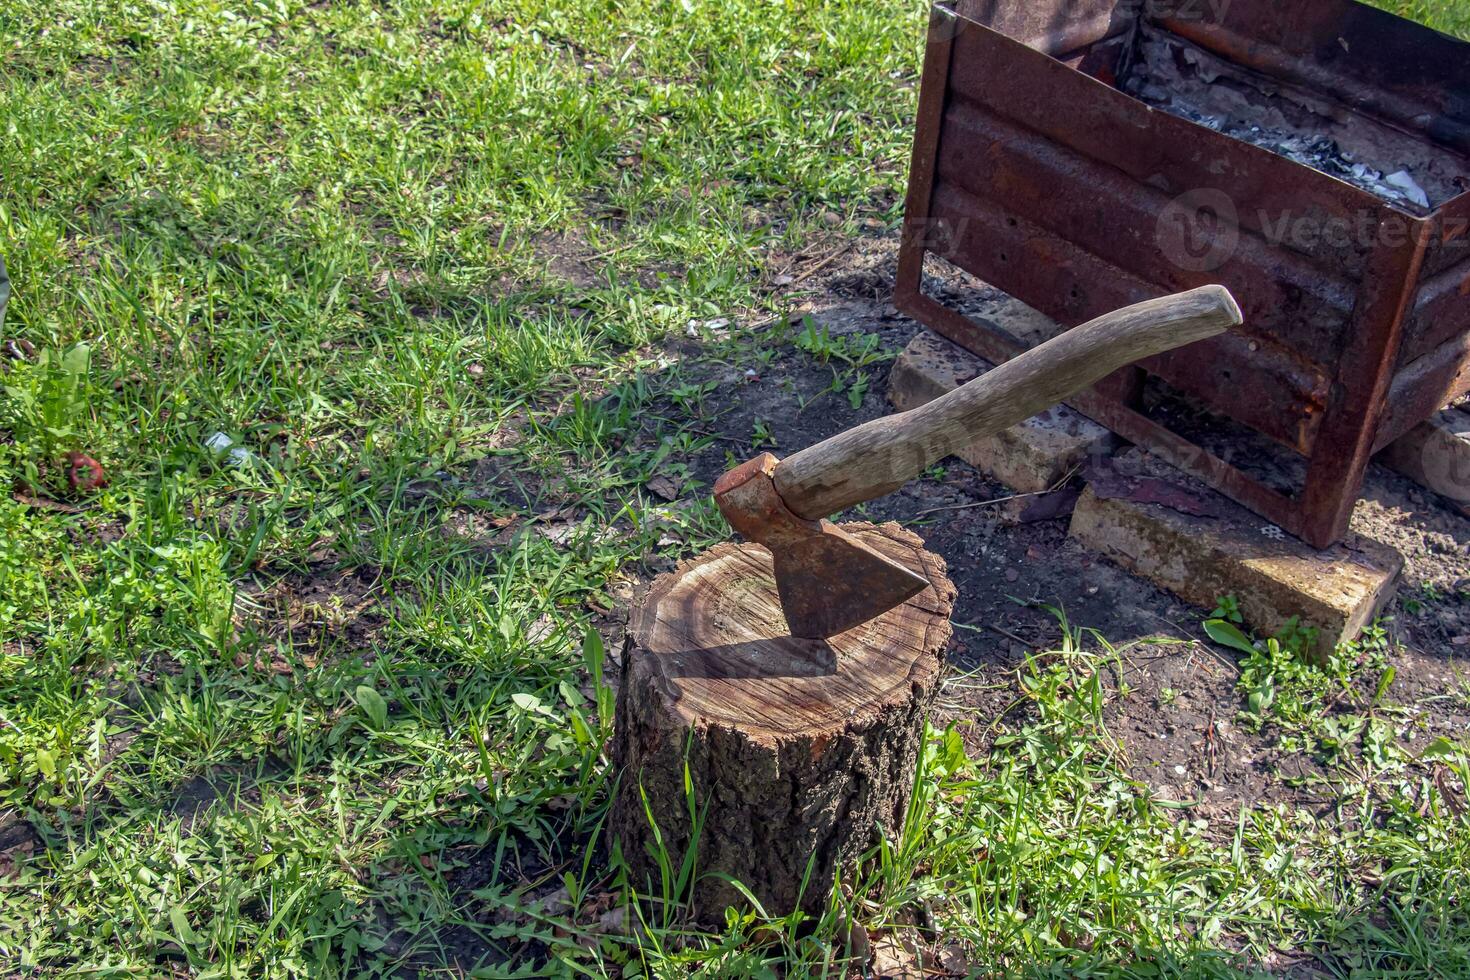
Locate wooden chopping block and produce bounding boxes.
[608,522,955,918]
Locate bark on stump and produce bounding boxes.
[610,522,955,918]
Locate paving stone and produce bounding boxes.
[1069,451,1403,659]
[1379,405,1470,508]
[888,330,1115,493]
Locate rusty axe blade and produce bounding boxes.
[714,286,1244,638]
[771,523,929,639]
[713,453,928,638]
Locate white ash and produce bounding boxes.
[1127,83,1433,212]
[1121,34,1446,213]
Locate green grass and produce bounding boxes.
[1,0,1468,975]
[1385,0,1470,34]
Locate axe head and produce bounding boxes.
[713,453,929,638]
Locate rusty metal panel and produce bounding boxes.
[1421,195,1470,279]
[895,5,958,306]
[943,12,1391,248]
[1404,262,1470,363]
[1299,232,1426,545]
[935,97,1380,283]
[928,186,1330,451]
[1403,198,1470,362]
[931,104,1361,366]
[1378,332,1470,452]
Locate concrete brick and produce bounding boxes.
[888,330,1115,493]
[1069,454,1403,658]
[1379,405,1470,507]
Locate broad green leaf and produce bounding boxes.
[568,709,592,746]
[1372,665,1396,705]
[61,343,90,379]
[1203,619,1257,656]
[583,625,604,689]
[169,907,198,946]
[1420,737,1467,762]
[354,685,389,729]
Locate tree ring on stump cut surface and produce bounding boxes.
[610,521,956,918]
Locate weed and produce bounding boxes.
[1,343,96,492]
[667,380,719,418]
[1204,597,1398,774]
[792,316,891,370]
[750,418,777,450]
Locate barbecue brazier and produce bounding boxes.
[897,0,1470,547]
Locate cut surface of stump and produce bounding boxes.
[610,522,955,918]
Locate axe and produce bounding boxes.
[714,285,1242,638]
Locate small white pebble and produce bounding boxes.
[1174,764,1188,776]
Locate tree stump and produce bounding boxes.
[610,522,955,918]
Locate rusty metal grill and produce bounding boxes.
[897,0,1470,547]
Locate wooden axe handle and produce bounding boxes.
[772,285,1242,520]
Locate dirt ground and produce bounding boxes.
[606,229,1470,819]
